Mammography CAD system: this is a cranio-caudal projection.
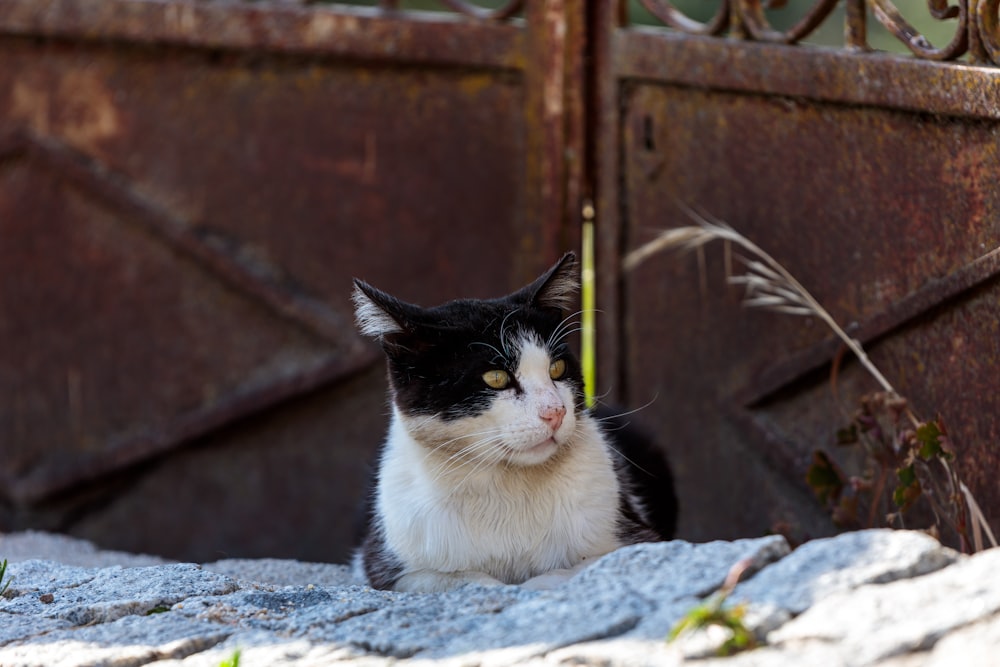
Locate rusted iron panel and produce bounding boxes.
[617,81,1000,543]
[0,0,581,561]
[628,0,1000,65]
[61,366,393,564]
[522,0,587,276]
[0,0,526,70]
[0,129,376,506]
[616,31,1000,120]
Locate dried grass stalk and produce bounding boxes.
[625,205,896,395]
[625,204,997,551]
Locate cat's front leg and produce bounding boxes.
[394,569,506,593]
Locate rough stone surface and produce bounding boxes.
[202,559,358,588]
[2,562,239,625]
[1,531,169,568]
[0,529,998,666]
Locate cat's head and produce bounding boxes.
[352,253,584,467]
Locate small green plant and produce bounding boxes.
[625,205,996,552]
[0,559,11,597]
[807,392,992,551]
[669,559,756,656]
[218,648,241,667]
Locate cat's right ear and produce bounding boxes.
[352,280,412,340]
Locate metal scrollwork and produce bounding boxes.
[633,0,729,36]
[869,0,968,60]
[378,0,525,20]
[435,0,524,20]
[977,0,1000,63]
[628,0,1000,66]
[737,0,839,44]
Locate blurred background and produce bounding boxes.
[2,0,997,563]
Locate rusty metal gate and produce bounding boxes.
[0,0,582,562]
[2,0,999,560]
[596,1,1000,545]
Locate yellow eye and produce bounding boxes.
[549,359,566,380]
[483,369,511,389]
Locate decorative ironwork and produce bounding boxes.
[374,0,525,20]
[630,0,1000,65]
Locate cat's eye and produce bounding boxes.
[483,369,511,389]
[549,359,567,380]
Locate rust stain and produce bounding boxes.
[10,77,51,135]
[58,70,122,152]
[9,70,121,153]
[305,12,361,44]
[301,131,378,185]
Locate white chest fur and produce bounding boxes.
[376,408,622,587]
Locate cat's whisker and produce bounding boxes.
[604,442,656,478]
[589,394,658,423]
[431,436,509,488]
[422,429,508,474]
[469,341,507,361]
[499,308,521,358]
[452,442,509,491]
[546,310,585,349]
[590,386,614,403]
[548,326,583,348]
[429,427,509,452]
[408,412,445,432]
[424,436,499,480]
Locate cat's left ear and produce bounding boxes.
[513,252,578,311]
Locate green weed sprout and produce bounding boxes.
[219,648,241,667]
[669,558,756,656]
[0,559,11,597]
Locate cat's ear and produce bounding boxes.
[352,279,418,340]
[513,252,579,311]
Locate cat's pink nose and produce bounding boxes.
[540,405,566,431]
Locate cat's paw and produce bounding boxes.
[520,568,579,591]
[458,571,507,588]
[395,569,504,593]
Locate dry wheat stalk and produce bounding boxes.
[625,204,997,551]
[625,205,896,394]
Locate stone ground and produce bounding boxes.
[1,529,998,666]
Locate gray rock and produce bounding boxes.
[202,558,357,588]
[0,531,169,568]
[319,585,535,658]
[735,529,959,616]
[3,529,999,667]
[1,561,238,625]
[173,584,401,631]
[3,559,97,596]
[153,631,383,667]
[0,612,71,647]
[0,612,231,667]
[768,546,1000,665]
[918,613,1000,667]
[611,536,789,641]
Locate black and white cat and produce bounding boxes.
[351,253,676,592]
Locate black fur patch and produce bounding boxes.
[358,286,584,422]
[597,405,678,540]
[360,520,405,590]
